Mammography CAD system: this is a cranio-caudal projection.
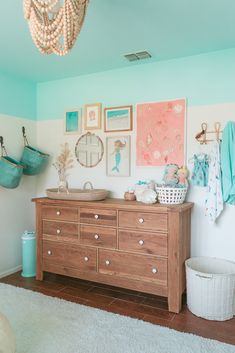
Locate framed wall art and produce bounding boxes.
[106,135,131,177]
[104,105,133,132]
[84,103,102,130]
[64,109,82,135]
[136,99,186,166]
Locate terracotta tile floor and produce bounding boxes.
[1,272,235,346]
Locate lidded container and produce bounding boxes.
[21,231,36,278]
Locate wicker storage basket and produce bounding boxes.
[185,257,235,321]
[155,186,187,204]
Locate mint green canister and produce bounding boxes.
[21,231,36,278]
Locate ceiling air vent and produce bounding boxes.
[124,51,152,62]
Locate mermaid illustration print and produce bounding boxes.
[107,136,130,177]
[111,139,126,173]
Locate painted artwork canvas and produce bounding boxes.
[136,99,186,166]
[106,136,130,176]
[104,106,132,132]
[65,110,81,134]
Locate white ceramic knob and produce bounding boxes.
[84,256,89,262]
[47,250,52,255]
[152,268,158,274]
[94,234,99,240]
[56,229,61,234]
[138,239,144,246]
[105,260,110,266]
[56,211,61,216]
[94,214,99,219]
[139,218,144,224]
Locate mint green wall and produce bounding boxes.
[0,71,36,120]
[37,48,235,120]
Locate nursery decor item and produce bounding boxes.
[195,122,223,144]
[191,154,209,187]
[124,191,136,201]
[104,106,133,132]
[138,189,157,204]
[163,164,179,186]
[136,99,186,166]
[106,136,130,176]
[186,257,235,321]
[134,181,149,201]
[177,166,189,187]
[21,127,49,175]
[1,283,233,353]
[23,0,89,56]
[65,109,82,134]
[53,142,74,192]
[75,132,104,168]
[84,103,102,130]
[156,186,187,205]
[0,136,24,189]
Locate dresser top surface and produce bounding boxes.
[33,197,193,213]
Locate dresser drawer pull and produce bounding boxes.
[47,250,52,255]
[138,218,144,224]
[138,239,144,246]
[152,268,158,274]
[84,256,89,262]
[56,229,61,234]
[56,211,61,216]
[94,234,99,240]
[105,260,110,266]
[94,214,99,219]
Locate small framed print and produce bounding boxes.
[106,135,131,177]
[64,109,82,135]
[84,103,102,130]
[104,105,133,132]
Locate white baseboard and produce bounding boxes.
[0,265,22,279]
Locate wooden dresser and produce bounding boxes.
[33,198,193,313]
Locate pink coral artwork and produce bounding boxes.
[136,99,186,166]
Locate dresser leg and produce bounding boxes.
[36,271,43,281]
[168,293,182,313]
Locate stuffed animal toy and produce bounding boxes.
[163,164,179,186]
[178,166,189,187]
[0,312,15,353]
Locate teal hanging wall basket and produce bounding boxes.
[0,137,24,189]
[20,127,49,176]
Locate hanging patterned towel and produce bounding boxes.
[205,140,223,222]
[221,121,235,205]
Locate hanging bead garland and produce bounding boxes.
[23,0,89,56]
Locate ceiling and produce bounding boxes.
[1,0,235,82]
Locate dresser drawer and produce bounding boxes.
[80,207,117,226]
[119,230,167,256]
[98,249,167,285]
[43,220,79,242]
[43,241,96,272]
[119,211,167,231]
[80,225,117,249]
[42,206,78,222]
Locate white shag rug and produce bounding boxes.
[0,283,234,353]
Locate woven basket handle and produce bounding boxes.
[196,274,213,280]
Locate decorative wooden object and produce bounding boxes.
[195,122,223,144]
[33,197,193,313]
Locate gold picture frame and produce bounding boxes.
[104,105,133,132]
[64,109,82,135]
[84,103,102,130]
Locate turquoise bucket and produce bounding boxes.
[21,145,49,176]
[21,231,36,278]
[0,156,24,189]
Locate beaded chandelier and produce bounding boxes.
[23,0,89,56]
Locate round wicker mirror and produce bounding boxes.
[75,132,104,168]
